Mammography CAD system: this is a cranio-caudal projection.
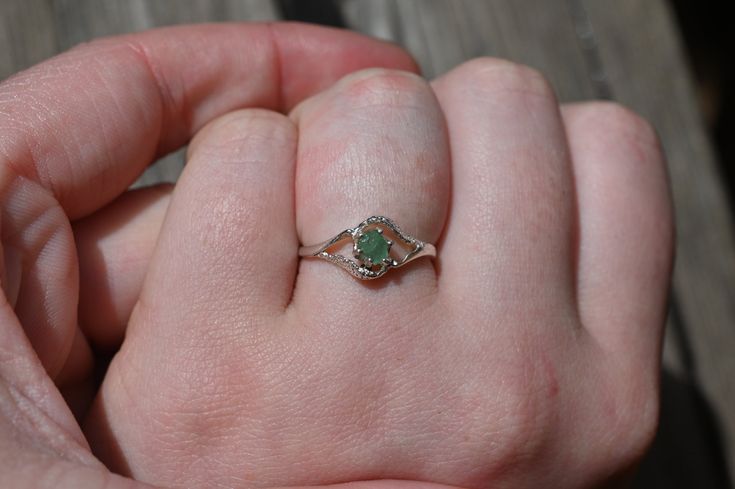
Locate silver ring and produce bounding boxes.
[298,216,436,280]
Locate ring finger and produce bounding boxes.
[290,68,450,308]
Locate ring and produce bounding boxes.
[298,216,436,280]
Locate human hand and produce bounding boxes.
[0,22,418,488]
[83,53,673,489]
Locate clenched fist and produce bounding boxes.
[0,21,672,489]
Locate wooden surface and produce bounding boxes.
[1,1,733,487]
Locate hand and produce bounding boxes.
[0,22,418,488]
[84,58,673,488]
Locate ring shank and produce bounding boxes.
[298,241,336,257]
[402,242,436,264]
[299,239,436,265]
[298,216,436,279]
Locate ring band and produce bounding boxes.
[298,216,436,280]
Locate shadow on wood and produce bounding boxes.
[635,368,733,488]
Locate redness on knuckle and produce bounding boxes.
[187,110,297,166]
[577,102,662,164]
[456,351,554,483]
[189,109,296,162]
[451,57,556,103]
[338,68,429,108]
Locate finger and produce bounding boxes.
[55,326,94,387]
[561,102,673,368]
[0,22,417,220]
[0,296,92,454]
[137,109,298,338]
[56,326,95,421]
[0,169,78,376]
[74,185,172,350]
[86,109,299,473]
[291,68,450,301]
[0,22,416,375]
[431,58,576,309]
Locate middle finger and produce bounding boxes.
[432,58,577,312]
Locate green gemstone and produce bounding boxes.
[357,229,390,265]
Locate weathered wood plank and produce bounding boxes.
[140,0,279,26]
[340,0,597,101]
[52,0,278,46]
[0,0,57,79]
[51,0,280,186]
[582,1,735,483]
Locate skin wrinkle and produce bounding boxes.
[82,62,131,199]
[0,379,96,471]
[1,63,118,204]
[120,39,181,156]
[1,57,153,219]
[31,55,120,204]
[0,112,49,194]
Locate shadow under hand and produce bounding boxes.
[633,368,733,489]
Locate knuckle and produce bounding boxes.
[492,384,548,468]
[188,109,296,161]
[449,57,556,102]
[589,363,660,473]
[612,375,660,465]
[456,351,555,481]
[570,101,662,163]
[337,68,431,107]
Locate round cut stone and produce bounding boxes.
[357,229,389,265]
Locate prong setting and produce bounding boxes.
[300,216,433,280]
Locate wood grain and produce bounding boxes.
[0,0,57,79]
[340,0,597,100]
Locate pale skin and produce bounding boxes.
[0,22,673,489]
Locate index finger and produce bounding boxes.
[0,22,418,219]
